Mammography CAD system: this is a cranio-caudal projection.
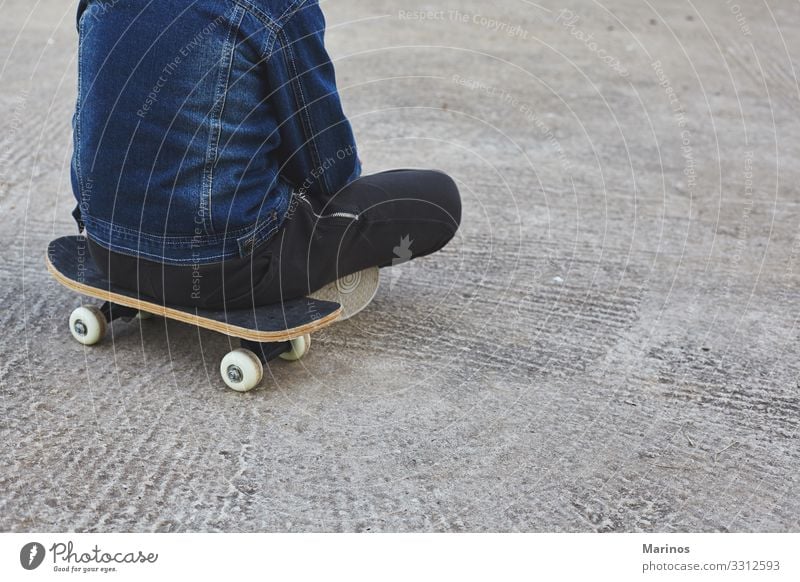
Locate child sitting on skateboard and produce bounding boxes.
[71,0,460,309]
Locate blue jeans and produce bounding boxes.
[72,0,361,265]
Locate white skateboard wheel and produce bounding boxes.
[68,305,107,345]
[279,334,311,362]
[220,348,263,392]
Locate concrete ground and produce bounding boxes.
[1,0,799,532]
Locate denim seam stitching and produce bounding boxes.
[259,14,279,59]
[84,216,262,243]
[85,235,235,264]
[230,0,280,32]
[235,185,291,256]
[202,3,245,235]
[275,0,309,26]
[235,218,281,256]
[84,205,286,264]
[74,14,87,216]
[264,30,278,58]
[82,184,290,245]
[280,29,325,195]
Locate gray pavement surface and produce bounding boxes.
[2,0,799,532]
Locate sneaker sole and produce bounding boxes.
[309,267,380,321]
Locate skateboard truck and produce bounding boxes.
[241,338,300,363]
[99,301,139,323]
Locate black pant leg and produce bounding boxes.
[87,169,461,309]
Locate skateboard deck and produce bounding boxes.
[46,236,342,342]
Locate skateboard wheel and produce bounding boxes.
[220,348,263,392]
[279,334,311,362]
[68,305,107,346]
[137,310,154,320]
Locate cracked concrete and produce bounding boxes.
[1,0,799,532]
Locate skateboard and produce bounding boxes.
[46,236,378,392]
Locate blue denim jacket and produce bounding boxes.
[72,0,361,264]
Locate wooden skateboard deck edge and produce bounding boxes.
[45,251,343,343]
